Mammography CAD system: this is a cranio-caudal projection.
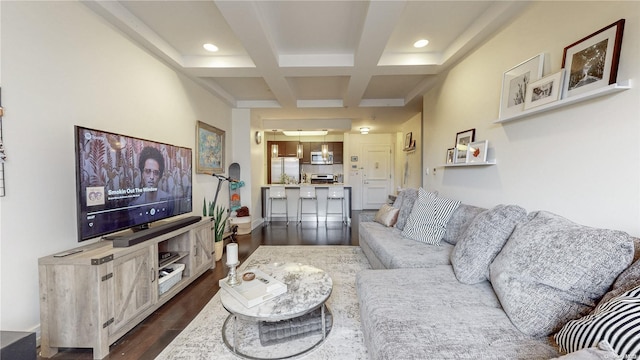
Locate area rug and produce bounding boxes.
[155,245,371,359]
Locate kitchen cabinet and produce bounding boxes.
[331,142,343,164]
[302,143,311,164]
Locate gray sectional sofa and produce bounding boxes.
[356,188,639,360]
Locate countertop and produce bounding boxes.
[262,184,351,188]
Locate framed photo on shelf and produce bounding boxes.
[446,148,455,164]
[196,120,225,174]
[467,140,488,164]
[404,132,413,149]
[562,19,625,98]
[454,128,475,164]
[499,53,544,120]
[524,70,565,110]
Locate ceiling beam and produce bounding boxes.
[214,1,297,108]
[343,1,407,108]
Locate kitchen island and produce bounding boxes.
[261,185,352,224]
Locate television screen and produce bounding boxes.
[75,126,193,242]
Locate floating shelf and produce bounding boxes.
[442,160,496,167]
[494,80,631,124]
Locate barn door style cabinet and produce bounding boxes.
[38,219,214,359]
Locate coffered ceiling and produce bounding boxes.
[85,1,528,134]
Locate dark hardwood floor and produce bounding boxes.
[39,215,360,360]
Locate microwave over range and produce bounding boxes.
[310,151,333,165]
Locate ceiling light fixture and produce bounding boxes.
[282,130,328,136]
[296,130,304,159]
[360,127,370,135]
[203,43,219,52]
[271,130,279,158]
[413,39,429,48]
[321,130,329,160]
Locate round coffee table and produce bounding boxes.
[220,262,333,359]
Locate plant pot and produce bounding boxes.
[214,241,224,262]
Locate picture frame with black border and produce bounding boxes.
[524,70,565,110]
[454,128,475,164]
[499,53,545,120]
[561,19,625,98]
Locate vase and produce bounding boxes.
[214,241,224,262]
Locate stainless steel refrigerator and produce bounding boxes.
[270,157,300,184]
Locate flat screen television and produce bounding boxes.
[75,126,193,242]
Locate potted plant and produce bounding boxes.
[211,204,228,262]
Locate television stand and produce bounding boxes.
[38,218,214,359]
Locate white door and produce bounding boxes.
[362,145,392,209]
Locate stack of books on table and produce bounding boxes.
[220,268,287,308]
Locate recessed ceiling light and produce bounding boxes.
[203,43,219,52]
[413,39,429,48]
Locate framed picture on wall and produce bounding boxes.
[467,140,488,163]
[196,121,225,174]
[454,128,475,164]
[524,70,565,110]
[404,132,413,149]
[499,53,544,120]
[446,148,455,164]
[561,19,625,98]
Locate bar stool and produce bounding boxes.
[325,186,346,225]
[268,186,288,225]
[297,186,318,225]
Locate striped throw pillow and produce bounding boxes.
[554,285,640,357]
[401,188,460,245]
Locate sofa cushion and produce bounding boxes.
[598,241,640,306]
[442,203,487,245]
[359,221,453,269]
[373,204,400,227]
[394,188,418,231]
[451,204,527,284]
[401,189,460,245]
[356,267,560,359]
[555,285,640,358]
[490,211,634,337]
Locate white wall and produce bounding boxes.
[0,1,232,332]
[423,1,640,236]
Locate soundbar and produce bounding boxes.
[111,216,203,248]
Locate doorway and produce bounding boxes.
[361,144,392,210]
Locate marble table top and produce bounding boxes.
[220,263,333,322]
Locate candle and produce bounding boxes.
[226,243,238,265]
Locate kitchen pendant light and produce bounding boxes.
[321,131,329,160]
[296,130,303,159]
[271,130,279,158]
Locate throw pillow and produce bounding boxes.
[550,341,621,360]
[489,211,634,337]
[394,188,419,231]
[442,203,486,245]
[555,285,640,358]
[450,204,527,284]
[373,204,400,227]
[401,188,460,245]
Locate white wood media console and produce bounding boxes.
[38,218,214,359]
